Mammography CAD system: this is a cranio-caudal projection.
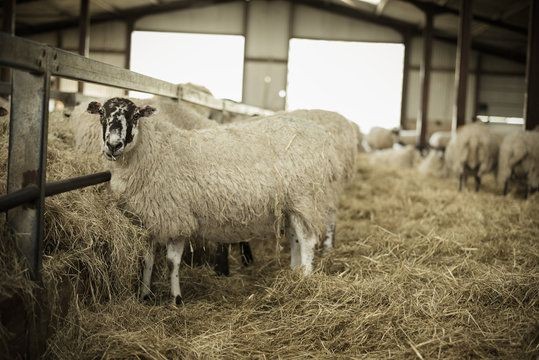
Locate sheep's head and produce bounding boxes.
[87,97,156,160]
[0,106,8,117]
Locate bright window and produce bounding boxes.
[286,38,404,132]
[130,31,245,101]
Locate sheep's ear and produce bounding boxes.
[87,101,102,114]
[136,105,156,119]
[0,107,8,117]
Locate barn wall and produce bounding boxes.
[23,0,526,124]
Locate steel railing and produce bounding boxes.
[0,32,272,280]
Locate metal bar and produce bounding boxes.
[0,0,15,83]
[0,186,39,213]
[400,34,411,130]
[524,0,539,130]
[45,172,111,197]
[416,11,433,148]
[77,0,90,93]
[0,33,179,97]
[7,69,50,281]
[1,172,111,213]
[452,0,472,131]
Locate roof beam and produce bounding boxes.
[375,0,390,16]
[301,0,526,63]
[400,0,528,35]
[472,0,529,36]
[15,0,238,36]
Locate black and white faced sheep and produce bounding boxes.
[87,97,340,304]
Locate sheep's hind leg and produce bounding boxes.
[139,242,156,301]
[503,180,510,195]
[286,220,301,270]
[290,214,317,275]
[474,175,481,192]
[459,173,466,191]
[214,243,230,276]
[167,240,185,305]
[240,242,254,267]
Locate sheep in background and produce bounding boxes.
[498,130,539,197]
[86,97,341,304]
[180,82,215,119]
[445,122,499,192]
[369,145,420,169]
[366,127,398,150]
[417,150,446,177]
[429,131,452,151]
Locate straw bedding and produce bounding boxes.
[1,117,538,359]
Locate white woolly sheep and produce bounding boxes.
[417,150,446,177]
[369,145,420,169]
[428,131,452,151]
[86,97,341,304]
[180,82,215,119]
[366,127,398,150]
[498,130,539,197]
[445,122,499,192]
[397,130,418,147]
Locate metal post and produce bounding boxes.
[400,33,411,130]
[77,0,90,93]
[1,0,15,84]
[124,19,134,95]
[241,0,250,103]
[416,11,433,148]
[473,53,482,120]
[452,0,472,131]
[7,70,50,280]
[7,68,50,358]
[524,0,539,130]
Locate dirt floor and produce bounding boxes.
[39,155,537,359]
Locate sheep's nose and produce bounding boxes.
[106,141,123,153]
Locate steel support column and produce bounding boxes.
[473,53,482,120]
[400,34,411,130]
[452,0,472,131]
[124,19,134,95]
[416,11,433,148]
[77,0,90,93]
[524,0,539,130]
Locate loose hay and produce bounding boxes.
[1,116,538,359]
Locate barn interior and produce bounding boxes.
[0,0,538,358]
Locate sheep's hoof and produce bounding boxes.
[174,295,183,305]
[140,292,154,303]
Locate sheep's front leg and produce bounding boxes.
[167,240,185,305]
[323,212,336,254]
[240,242,254,267]
[290,214,316,275]
[139,242,156,301]
[214,243,230,276]
[286,221,301,270]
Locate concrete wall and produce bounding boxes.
[25,0,526,125]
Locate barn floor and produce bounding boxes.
[45,155,539,359]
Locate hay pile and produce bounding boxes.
[0,114,149,357]
[1,116,538,358]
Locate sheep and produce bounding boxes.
[445,122,499,192]
[497,130,539,197]
[417,150,446,177]
[369,145,420,169]
[365,127,398,150]
[86,97,341,304]
[428,131,452,151]
[180,82,215,119]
